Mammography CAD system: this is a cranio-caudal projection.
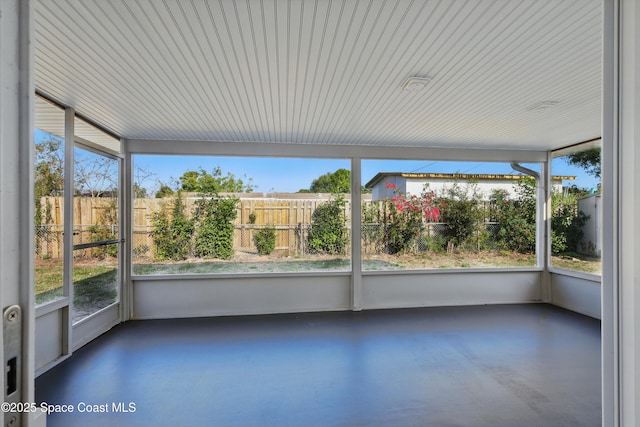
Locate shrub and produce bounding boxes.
[362,201,386,253]
[307,196,348,255]
[88,198,118,258]
[383,184,440,254]
[254,225,276,255]
[150,191,194,261]
[551,192,589,254]
[491,178,536,253]
[193,194,238,260]
[436,182,483,251]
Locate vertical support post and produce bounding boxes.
[62,107,75,355]
[351,158,362,311]
[539,155,552,302]
[0,0,35,424]
[602,0,619,426]
[122,141,132,321]
[612,0,640,425]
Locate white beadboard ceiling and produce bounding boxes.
[34,0,602,151]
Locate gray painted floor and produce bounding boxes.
[35,304,601,427]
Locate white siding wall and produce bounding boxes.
[577,194,601,257]
[373,177,564,201]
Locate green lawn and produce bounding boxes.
[36,263,117,306]
[551,254,602,275]
[36,251,600,301]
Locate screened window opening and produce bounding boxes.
[132,156,352,275]
[361,160,542,271]
[72,144,120,324]
[550,142,602,275]
[34,96,66,305]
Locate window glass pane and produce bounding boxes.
[551,142,601,275]
[72,246,118,324]
[132,156,351,275]
[361,160,542,270]
[34,97,65,305]
[73,146,120,323]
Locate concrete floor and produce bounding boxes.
[35,304,601,427]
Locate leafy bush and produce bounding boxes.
[307,196,348,255]
[491,178,536,253]
[383,184,440,254]
[362,201,386,253]
[150,191,194,261]
[254,225,276,255]
[436,182,483,251]
[88,199,118,258]
[193,194,239,260]
[551,192,588,254]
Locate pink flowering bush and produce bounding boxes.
[384,183,440,254]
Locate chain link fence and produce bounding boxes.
[35,224,64,260]
[41,221,506,262]
[35,224,119,260]
[362,222,503,254]
[128,221,505,262]
[132,223,351,261]
[38,223,508,260]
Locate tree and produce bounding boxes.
[74,151,118,197]
[304,168,371,193]
[566,148,601,179]
[133,184,149,199]
[133,164,155,198]
[308,169,351,193]
[179,167,254,193]
[155,184,176,198]
[35,136,64,200]
[34,136,64,225]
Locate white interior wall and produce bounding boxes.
[132,275,352,319]
[363,271,542,309]
[549,271,602,319]
[129,271,545,320]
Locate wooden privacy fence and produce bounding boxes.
[35,194,508,260]
[37,194,364,260]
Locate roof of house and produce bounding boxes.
[365,172,576,188]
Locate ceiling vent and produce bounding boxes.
[402,76,432,92]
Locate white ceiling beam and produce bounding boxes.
[125,138,548,163]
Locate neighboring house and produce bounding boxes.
[365,172,575,201]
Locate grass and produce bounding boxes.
[133,258,355,275]
[132,250,601,274]
[36,251,601,302]
[551,254,601,275]
[35,261,118,308]
[73,267,117,307]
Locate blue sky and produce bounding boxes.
[35,129,599,194]
[134,155,600,194]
